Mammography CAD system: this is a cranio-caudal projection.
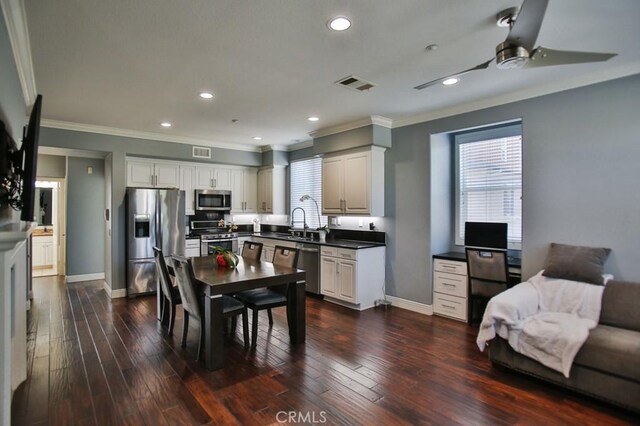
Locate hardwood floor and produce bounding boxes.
[12,276,637,425]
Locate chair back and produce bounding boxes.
[242,241,263,261]
[465,248,509,297]
[153,247,174,298]
[171,256,202,320]
[272,246,299,269]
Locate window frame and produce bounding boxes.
[289,156,328,229]
[453,122,523,250]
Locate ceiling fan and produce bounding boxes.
[414,0,617,90]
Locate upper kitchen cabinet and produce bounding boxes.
[194,165,231,190]
[322,147,385,216]
[127,159,180,188]
[180,165,196,215]
[257,166,285,214]
[231,168,258,213]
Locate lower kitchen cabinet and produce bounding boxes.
[320,246,385,310]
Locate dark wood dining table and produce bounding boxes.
[169,255,306,370]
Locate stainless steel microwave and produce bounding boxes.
[195,190,232,211]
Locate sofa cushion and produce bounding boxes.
[573,325,640,382]
[600,280,640,332]
[542,243,610,285]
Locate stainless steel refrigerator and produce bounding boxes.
[126,188,185,296]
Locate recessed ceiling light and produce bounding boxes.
[328,17,351,31]
[308,116,319,122]
[160,122,172,128]
[199,92,214,99]
[253,136,262,141]
[442,78,459,86]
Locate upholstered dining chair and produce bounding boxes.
[153,246,182,336]
[171,255,249,360]
[465,248,509,325]
[234,246,299,348]
[242,241,263,261]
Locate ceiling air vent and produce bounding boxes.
[335,75,376,92]
[192,146,211,159]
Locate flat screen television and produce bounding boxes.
[464,222,508,250]
[19,94,42,222]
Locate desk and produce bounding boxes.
[190,256,306,370]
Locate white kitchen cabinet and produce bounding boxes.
[180,166,196,215]
[257,166,285,214]
[127,159,179,188]
[251,237,296,262]
[320,245,385,310]
[321,147,385,216]
[195,166,231,190]
[231,168,258,213]
[185,238,201,257]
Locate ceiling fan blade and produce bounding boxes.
[524,47,617,68]
[506,0,549,51]
[414,59,493,90]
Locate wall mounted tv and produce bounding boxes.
[0,94,42,222]
[464,222,508,250]
[20,95,42,221]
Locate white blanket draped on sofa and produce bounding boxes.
[477,271,609,377]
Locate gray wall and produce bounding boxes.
[313,124,391,155]
[386,74,640,304]
[36,154,66,178]
[66,157,105,275]
[39,127,263,291]
[0,16,26,225]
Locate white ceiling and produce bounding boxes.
[23,0,640,149]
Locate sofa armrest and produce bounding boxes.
[600,280,640,331]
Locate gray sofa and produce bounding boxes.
[489,280,640,413]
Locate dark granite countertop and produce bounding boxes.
[251,232,385,250]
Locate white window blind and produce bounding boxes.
[290,157,327,229]
[456,131,522,248]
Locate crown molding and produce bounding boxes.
[260,144,289,153]
[393,63,640,129]
[309,115,392,139]
[40,119,264,153]
[1,0,36,106]
[287,140,314,152]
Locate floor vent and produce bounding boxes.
[335,75,376,92]
[192,146,211,159]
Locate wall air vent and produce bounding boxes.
[192,146,211,159]
[335,75,376,92]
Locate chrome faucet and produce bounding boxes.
[290,207,307,237]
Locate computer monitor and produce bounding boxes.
[464,222,508,250]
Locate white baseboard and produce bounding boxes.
[384,295,433,315]
[66,273,105,283]
[101,280,127,299]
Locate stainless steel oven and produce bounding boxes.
[195,190,232,211]
[191,220,238,255]
[201,235,238,255]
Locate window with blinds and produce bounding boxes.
[455,124,522,248]
[290,157,328,229]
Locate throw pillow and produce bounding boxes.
[542,243,611,285]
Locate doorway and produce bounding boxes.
[32,179,66,277]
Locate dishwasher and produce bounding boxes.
[296,243,320,295]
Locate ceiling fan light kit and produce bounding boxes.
[496,42,530,69]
